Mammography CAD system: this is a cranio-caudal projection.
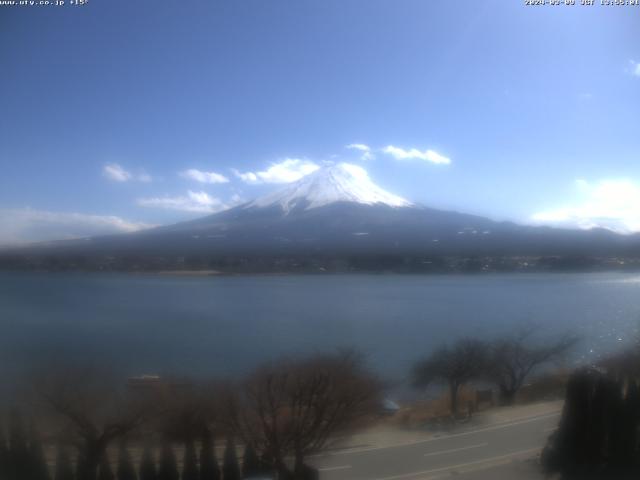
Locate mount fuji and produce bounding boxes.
[2,163,640,272]
[244,163,412,213]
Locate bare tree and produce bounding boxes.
[227,350,381,478]
[486,328,577,405]
[154,377,228,479]
[413,339,487,417]
[33,367,154,480]
[155,380,214,442]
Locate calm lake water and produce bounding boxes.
[1,272,640,383]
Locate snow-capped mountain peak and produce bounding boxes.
[245,163,412,213]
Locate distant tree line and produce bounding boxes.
[2,251,636,274]
[412,327,577,417]
[0,350,381,480]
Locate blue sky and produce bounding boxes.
[1,0,639,243]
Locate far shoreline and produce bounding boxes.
[4,267,640,277]
[154,269,223,276]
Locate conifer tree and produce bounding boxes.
[139,443,157,480]
[542,369,593,477]
[626,379,640,446]
[97,453,115,480]
[182,439,199,480]
[157,441,178,480]
[540,369,640,478]
[622,380,640,462]
[116,443,137,480]
[53,444,74,480]
[0,421,8,480]
[241,444,263,479]
[29,421,51,480]
[198,431,219,480]
[75,449,88,480]
[585,376,607,466]
[8,409,31,480]
[607,379,628,471]
[222,438,240,480]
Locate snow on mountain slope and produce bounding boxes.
[244,163,412,213]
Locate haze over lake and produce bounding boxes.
[2,272,639,383]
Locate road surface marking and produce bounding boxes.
[318,465,352,472]
[373,446,541,480]
[315,411,560,457]
[423,442,487,457]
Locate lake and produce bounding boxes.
[1,271,639,385]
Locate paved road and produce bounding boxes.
[311,410,560,480]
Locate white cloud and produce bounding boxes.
[232,158,320,184]
[103,163,132,182]
[103,163,152,182]
[232,170,259,183]
[229,193,244,204]
[346,143,374,161]
[0,208,153,246]
[180,169,230,184]
[382,145,451,165]
[531,179,640,233]
[629,60,640,77]
[137,190,229,213]
[138,172,153,183]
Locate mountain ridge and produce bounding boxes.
[2,164,640,273]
